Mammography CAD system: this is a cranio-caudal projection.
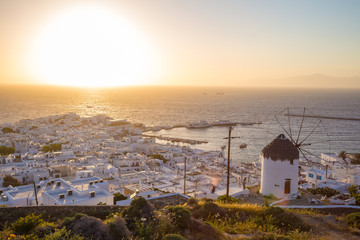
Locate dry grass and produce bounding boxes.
[217,202,265,215]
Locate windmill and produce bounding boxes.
[267,107,331,163]
[260,108,331,198]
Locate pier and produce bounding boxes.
[142,134,208,144]
[142,120,263,133]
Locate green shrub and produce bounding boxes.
[114,193,127,204]
[307,187,339,197]
[346,212,360,229]
[154,213,176,238]
[133,220,158,240]
[354,194,360,206]
[347,185,358,197]
[124,197,154,220]
[122,197,154,232]
[0,145,15,156]
[2,175,21,187]
[64,215,110,240]
[251,233,290,240]
[150,154,167,161]
[74,213,86,219]
[106,215,130,240]
[200,198,214,203]
[263,194,275,207]
[199,202,226,219]
[167,206,191,231]
[11,214,43,235]
[60,217,74,229]
[2,127,15,134]
[272,212,310,232]
[186,197,198,206]
[185,197,200,212]
[216,195,239,204]
[43,227,84,240]
[42,143,62,152]
[60,213,87,230]
[162,234,186,240]
[189,218,222,239]
[264,207,284,216]
[32,222,56,238]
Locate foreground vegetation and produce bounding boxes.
[0,196,359,240]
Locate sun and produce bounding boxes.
[27,5,160,87]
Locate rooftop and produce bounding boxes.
[262,134,299,163]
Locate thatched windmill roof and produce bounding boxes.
[262,134,299,164]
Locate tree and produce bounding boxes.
[0,145,15,156]
[351,153,360,165]
[338,151,349,173]
[167,206,191,231]
[2,127,15,134]
[113,193,127,205]
[347,185,358,197]
[42,143,62,152]
[2,175,21,187]
[150,154,167,162]
[338,151,348,164]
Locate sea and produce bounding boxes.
[0,85,359,164]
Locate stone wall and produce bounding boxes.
[148,193,189,208]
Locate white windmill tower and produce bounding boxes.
[260,134,300,198]
[260,107,331,199]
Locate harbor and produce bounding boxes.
[144,120,262,132]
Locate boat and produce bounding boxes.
[186,121,211,129]
[239,144,247,149]
[151,126,162,131]
[216,92,224,95]
[212,120,237,126]
[239,121,262,126]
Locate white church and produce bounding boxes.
[260,134,299,199]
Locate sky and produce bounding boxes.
[0,0,360,88]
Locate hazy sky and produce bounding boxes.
[1,0,360,87]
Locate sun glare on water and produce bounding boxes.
[27,5,161,87]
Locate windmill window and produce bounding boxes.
[316,176,322,180]
[308,173,314,178]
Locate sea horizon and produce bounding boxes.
[1,84,359,163]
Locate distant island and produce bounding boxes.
[256,74,360,88]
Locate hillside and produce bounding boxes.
[0,197,359,240]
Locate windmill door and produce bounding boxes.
[284,179,291,194]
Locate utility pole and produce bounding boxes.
[33,182,38,206]
[223,125,239,201]
[184,157,187,195]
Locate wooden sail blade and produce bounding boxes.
[295,107,306,145]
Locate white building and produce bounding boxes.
[0,177,113,206]
[306,167,334,186]
[321,153,347,165]
[76,170,95,179]
[348,174,360,185]
[260,134,299,199]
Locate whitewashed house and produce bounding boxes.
[306,166,334,186]
[42,177,113,206]
[76,170,95,179]
[260,134,299,199]
[348,173,360,185]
